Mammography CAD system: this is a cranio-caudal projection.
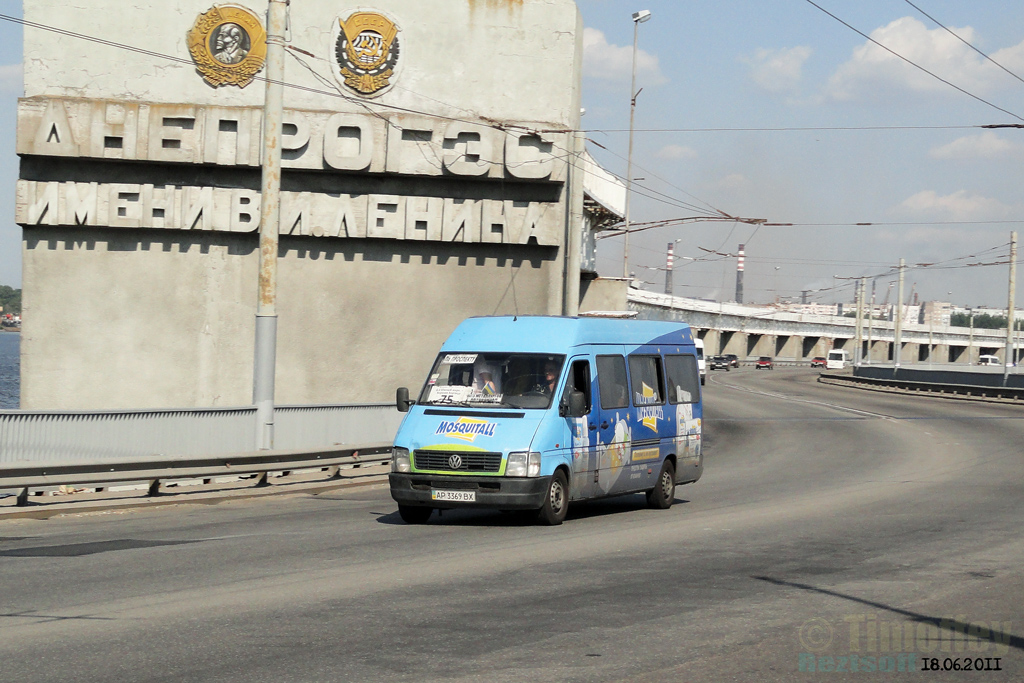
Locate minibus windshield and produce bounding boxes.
[418,353,566,409]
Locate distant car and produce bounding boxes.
[755,356,774,370]
[709,355,730,371]
[724,354,739,368]
[978,355,1001,366]
[810,356,826,368]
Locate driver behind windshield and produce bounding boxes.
[538,360,559,396]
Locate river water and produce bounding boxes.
[0,332,19,409]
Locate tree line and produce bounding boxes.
[0,285,20,315]
[951,311,1024,331]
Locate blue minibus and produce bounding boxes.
[389,316,704,525]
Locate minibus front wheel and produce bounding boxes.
[398,505,433,524]
[536,470,569,526]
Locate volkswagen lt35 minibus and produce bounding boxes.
[389,316,704,525]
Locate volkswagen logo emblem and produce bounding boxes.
[447,454,463,470]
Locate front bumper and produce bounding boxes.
[389,473,551,510]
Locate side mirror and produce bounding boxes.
[396,387,414,413]
[560,390,586,418]
[568,390,587,417]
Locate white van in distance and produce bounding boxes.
[825,349,850,370]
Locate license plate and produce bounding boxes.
[431,489,476,502]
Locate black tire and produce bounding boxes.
[398,505,432,524]
[646,460,675,509]
[536,470,569,526]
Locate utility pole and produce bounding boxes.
[1005,231,1018,385]
[968,308,975,365]
[854,277,865,367]
[894,258,905,368]
[735,243,745,304]
[252,0,287,450]
[665,242,674,295]
[866,279,875,364]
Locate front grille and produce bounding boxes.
[413,450,503,473]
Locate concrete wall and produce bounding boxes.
[23,0,582,125]
[579,277,628,313]
[22,227,553,408]
[17,0,583,409]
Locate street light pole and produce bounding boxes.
[968,308,975,365]
[854,277,865,367]
[253,0,287,450]
[665,241,673,295]
[622,9,651,279]
[866,278,875,363]
[894,258,905,368]
[1004,231,1018,385]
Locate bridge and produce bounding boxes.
[628,288,1017,365]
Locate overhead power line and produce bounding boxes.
[902,0,1024,88]
[585,124,985,133]
[801,0,1024,122]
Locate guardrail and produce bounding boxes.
[0,403,403,464]
[0,442,392,507]
[818,372,1024,402]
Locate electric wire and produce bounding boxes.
[901,0,1024,88]
[585,124,984,133]
[801,0,1024,122]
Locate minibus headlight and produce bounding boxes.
[507,451,541,477]
[391,447,411,473]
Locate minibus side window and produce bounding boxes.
[561,360,592,414]
[628,355,665,406]
[596,355,629,409]
[665,354,700,404]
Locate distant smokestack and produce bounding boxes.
[735,244,745,303]
[801,290,808,305]
[665,242,674,295]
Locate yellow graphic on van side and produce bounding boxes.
[631,447,660,462]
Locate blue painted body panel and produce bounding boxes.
[393,316,703,504]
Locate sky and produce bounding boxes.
[3,1,1024,309]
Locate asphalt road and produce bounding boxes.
[1,368,1022,682]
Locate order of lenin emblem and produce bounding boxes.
[332,11,401,97]
[187,5,267,88]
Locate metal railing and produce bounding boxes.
[0,442,392,507]
[0,403,404,464]
[819,372,1024,402]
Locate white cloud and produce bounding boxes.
[656,144,698,160]
[742,46,812,94]
[894,189,1013,221]
[930,131,1022,160]
[826,17,1024,100]
[716,173,749,190]
[0,63,22,93]
[582,27,665,84]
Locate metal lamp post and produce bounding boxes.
[252,0,287,450]
[622,9,651,279]
[968,307,975,365]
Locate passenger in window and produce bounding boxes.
[474,363,500,395]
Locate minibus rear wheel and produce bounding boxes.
[398,505,433,524]
[536,470,569,526]
[647,460,675,509]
